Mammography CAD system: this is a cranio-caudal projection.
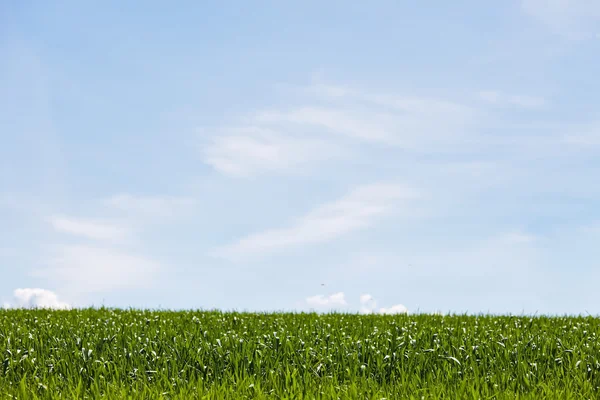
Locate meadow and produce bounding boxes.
[0,309,599,399]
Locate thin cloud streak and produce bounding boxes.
[215,183,420,258]
[479,91,546,108]
[202,83,483,179]
[106,194,195,218]
[47,215,129,242]
[202,126,347,178]
[254,91,478,151]
[522,0,600,39]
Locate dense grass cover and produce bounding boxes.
[1,309,599,399]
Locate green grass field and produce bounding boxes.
[1,309,599,399]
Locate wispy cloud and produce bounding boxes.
[256,86,478,151]
[106,194,195,218]
[478,91,546,108]
[522,0,600,39]
[3,288,70,310]
[202,126,346,177]
[215,183,420,258]
[41,194,177,298]
[255,107,394,143]
[47,215,129,242]
[305,292,347,308]
[202,83,481,178]
[34,245,161,294]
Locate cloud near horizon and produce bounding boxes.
[305,293,408,314]
[3,288,70,310]
[33,245,161,295]
[359,293,408,315]
[34,193,196,296]
[305,292,347,308]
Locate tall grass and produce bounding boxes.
[1,308,599,399]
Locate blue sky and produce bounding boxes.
[1,1,599,314]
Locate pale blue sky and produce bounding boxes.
[1,1,599,314]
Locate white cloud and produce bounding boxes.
[479,91,546,108]
[379,304,409,315]
[359,293,408,315]
[306,292,347,308]
[359,294,374,304]
[106,194,195,217]
[215,183,419,258]
[522,0,600,38]
[359,293,377,314]
[202,126,346,177]
[47,215,129,242]
[4,288,70,310]
[33,245,160,294]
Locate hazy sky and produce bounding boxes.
[1,1,599,314]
